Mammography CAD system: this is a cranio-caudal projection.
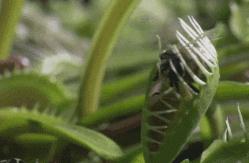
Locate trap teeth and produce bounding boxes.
[157,16,217,96]
[142,16,219,163]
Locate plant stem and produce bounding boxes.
[76,0,141,117]
[101,69,149,102]
[0,0,24,59]
[215,81,249,100]
[80,95,144,126]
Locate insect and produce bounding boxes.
[142,16,219,163]
[159,49,184,90]
[157,46,202,95]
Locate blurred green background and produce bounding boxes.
[1,0,249,162]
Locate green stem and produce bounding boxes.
[0,0,24,59]
[215,81,249,101]
[106,49,156,74]
[76,0,141,117]
[101,69,149,102]
[81,95,144,126]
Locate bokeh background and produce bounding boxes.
[2,0,249,162]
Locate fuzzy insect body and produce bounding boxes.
[142,16,219,163]
[159,50,184,90]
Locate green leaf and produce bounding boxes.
[201,140,249,163]
[15,133,57,146]
[81,95,144,126]
[0,108,123,159]
[101,69,149,102]
[216,81,249,101]
[52,125,123,159]
[106,49,156,74]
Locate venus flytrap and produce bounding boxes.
[142,16,219,163]
[0,107,123,160]
[201,105,249,163]
[0,70,70,110]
